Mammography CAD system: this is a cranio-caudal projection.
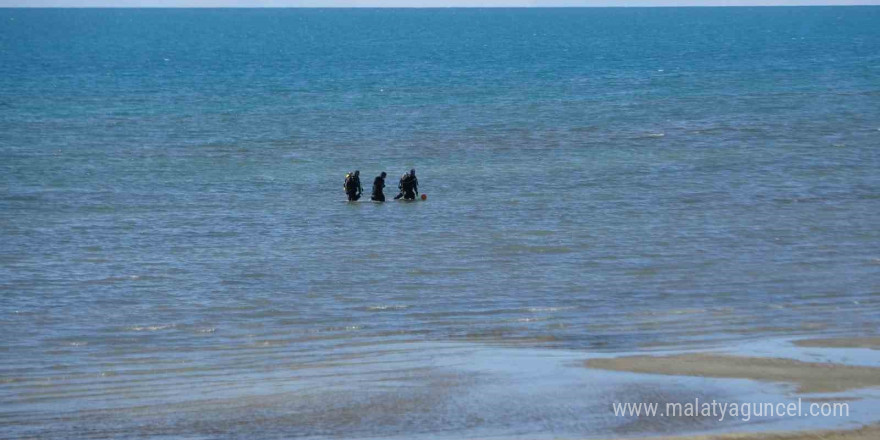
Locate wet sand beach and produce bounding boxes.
[584,340,880,440]
[610,423,879,440]
[793,338,880,350]
[586,353,880,394]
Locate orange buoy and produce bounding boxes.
[421,194,427,201]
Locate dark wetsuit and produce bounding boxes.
[345,175,362,201]
[399,174,418,200]
[371,175,385,202]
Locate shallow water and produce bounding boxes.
[4,340,880,440]
[1,7,879,439]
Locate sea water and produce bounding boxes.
[1,7,879,439]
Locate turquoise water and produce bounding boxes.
[1,7,879,439]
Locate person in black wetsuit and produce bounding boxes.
[371,172,387,202]
[344,170,362,201]
[394,168,419,200]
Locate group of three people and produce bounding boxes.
[344,169,419,202]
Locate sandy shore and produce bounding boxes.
[610,423,879,440]
[793,337,880,350]
[586,354,880,393]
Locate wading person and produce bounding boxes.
[344,170,362,201]
[371,172,387,202]
[394,168,419,200]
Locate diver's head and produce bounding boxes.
[410,168,416,176]
[380,172,387,178]
[354,170,359,177]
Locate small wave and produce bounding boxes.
[196,327,216,334]
[526,306,575,313]
[366,305,409,311]
[253,340,279,347]
[311,325,364,333]
[628,308,705,317]
[497,245,573,255]
[126,324,176,332]
[626,131,667,139]
[667,308,705,315]
[73,257,110,263]
[406,268,434,276]
[515,317,545,323]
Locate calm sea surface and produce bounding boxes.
[1,7,879,439]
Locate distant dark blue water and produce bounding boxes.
[1,7,879,440]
